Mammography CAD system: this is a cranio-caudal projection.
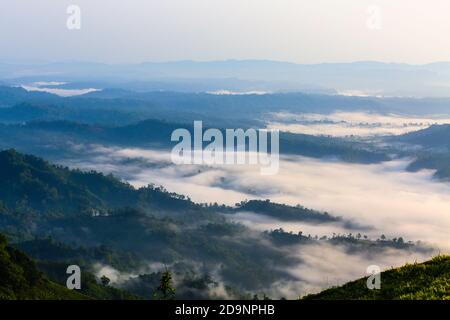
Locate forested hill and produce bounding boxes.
[394,124,450,149]
[392,125,450,180]
[236,200,341,223]
[0,119,389,164]
[0,233,86,299]
[303,255,450,300]
[0,148,200,215]
[0,233,141,300]
[0,148,345,223]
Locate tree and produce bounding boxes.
[154,270,175,300]
[100,275,110,286]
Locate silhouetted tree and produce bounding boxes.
[101,275,110,286]
[154,270,175,300]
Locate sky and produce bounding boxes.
[1,0,450,64]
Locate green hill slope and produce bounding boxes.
[0,233,140,300]
[303,255,450,300]
[0,233,87,300]
[0,148,201,215]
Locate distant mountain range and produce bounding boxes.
[2,86,450,130]
[0,118,390,165]
[2,60,450,97]
[1,60,448,300]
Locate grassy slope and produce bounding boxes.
[303,255,450,300]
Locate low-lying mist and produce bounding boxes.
[65,144,449,249]
[266,111,450,137]
[61,143,448,298]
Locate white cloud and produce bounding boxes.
[93,264,138,285]
[266,111,450,137]
[61,144,450,298]
[20,84,100,97]
[271,243,434,298]
[229,211,359,238]
[64,145,450,251]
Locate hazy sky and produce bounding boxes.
[1,0,449,64]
